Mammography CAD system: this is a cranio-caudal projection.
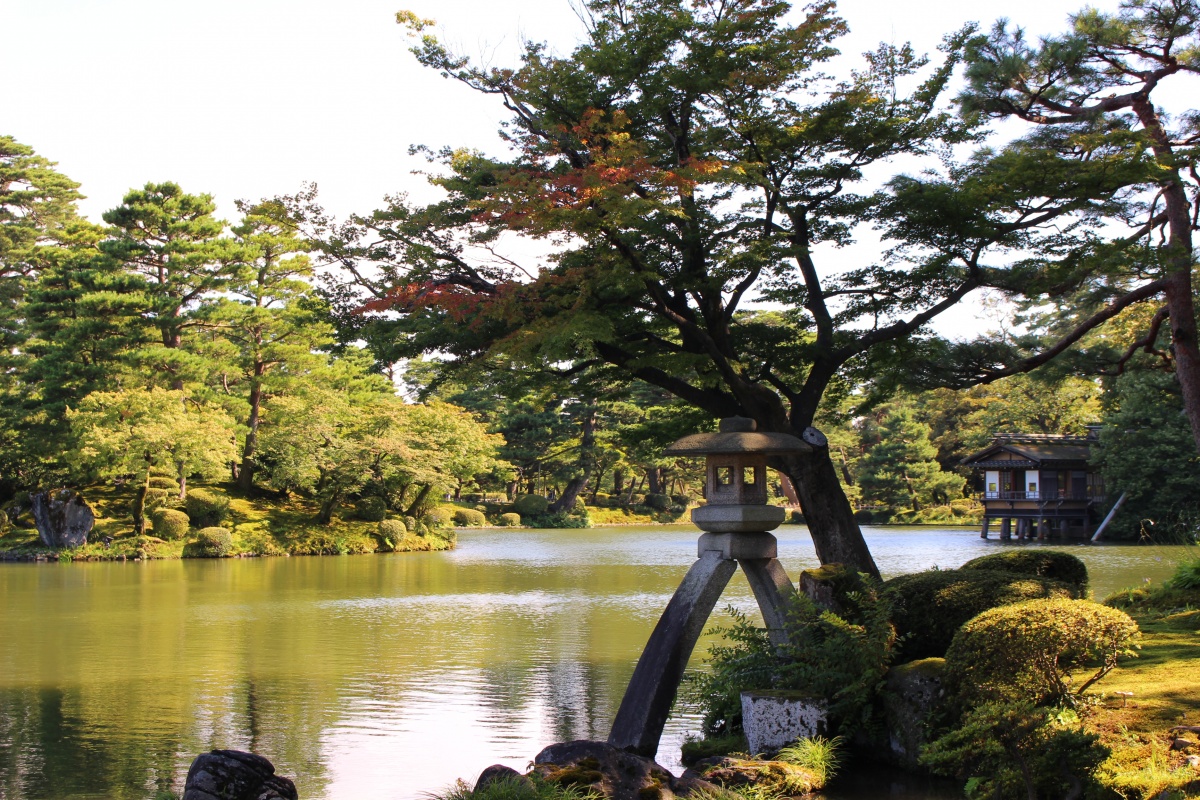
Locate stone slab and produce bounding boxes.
[741,692,827,756]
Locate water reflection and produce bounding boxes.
[0,526,1192,799]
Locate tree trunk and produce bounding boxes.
[551,405,597,513]
[176,460,187,501]
[779,445,880,580]
[405,484,433,517]
[238,369,265,492]
[647,467,663,495]
[613,468,624,496]
[132,465,151,536]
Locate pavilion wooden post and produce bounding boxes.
[607,418,810,758]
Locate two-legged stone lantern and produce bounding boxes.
[607,417,811,756]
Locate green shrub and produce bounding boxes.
[790,510,805,524]
[0,508,8,533]
[354,496,387,522]
[1167,556,1200,590]
[854,509,875,523]
[184,527,233,558]
[377,519,407,548]
[423,507,453,529]
[497,512,521,527]
[185,489,229,528]
[513,494,550,517]
[689,580,894,738]
[921,700,1108,800]
[959,549,1089,590]
[148,476,178,490]
[592,492,610,506]
[643,492,670,510]
[453,508,487,527]
[149,508,190,540]
[944,598,1139,707]
[378,518,406,536]
[404,515,418,533]
[883,568,1079,660]
[428,774,599,800]
[143,488,172,512]
[670,493,691,506]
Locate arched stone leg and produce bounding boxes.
[608,551,737,756]
[738,558,797,647]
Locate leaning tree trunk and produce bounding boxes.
[777,434,880,580]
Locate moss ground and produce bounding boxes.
[1088,604,1200,799]
[0,482,455,560]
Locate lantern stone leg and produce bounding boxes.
[608,417,812,757]
[607,549,737,756]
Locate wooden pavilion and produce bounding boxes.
[961,429,1106,540]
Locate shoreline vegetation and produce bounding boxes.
[0,481,991,562]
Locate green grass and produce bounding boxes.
[1,482,455,560]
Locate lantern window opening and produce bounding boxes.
[715,466,734,487]
[742,467,757,487]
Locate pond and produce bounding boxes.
[0,525,1192,800]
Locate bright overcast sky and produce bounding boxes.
[5,0,1119,224]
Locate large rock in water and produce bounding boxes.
[183,750,297,800]
[30,490,95,549]
[532,740,729,800]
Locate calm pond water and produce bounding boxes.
[0,525,1193,800]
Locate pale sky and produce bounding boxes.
[4,0,1118,222]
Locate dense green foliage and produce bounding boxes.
[430,776,600,800]
[883,568,1080,660]
[355,496,388,522]
[921,701,1109,800]
[691,583,894,738]
[959,550,1089,591]
[148,508,189,540]
[185,489,230,529]
[185,527,233,558]
[944,599,1139,707]
[1094,371,1200,542]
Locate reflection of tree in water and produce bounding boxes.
[0,687,185,799]
[229,676,333,799]
[470,658,623,744]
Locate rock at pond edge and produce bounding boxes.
[183,749,297,800]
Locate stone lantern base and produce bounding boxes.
[692,503,786,533]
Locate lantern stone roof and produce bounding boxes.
[663,417,812,457]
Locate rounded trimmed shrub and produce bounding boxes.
[883,568,1080,660]
[423,507,453,529]
[185,527,233,558]
[148,476,178,490]
[355,496,388,522]
[497,512,521,527]
[945,598,1139,705]
[452,508,487,527]
[513,494,549,517]
[960,549,1089,590]
[378,518,407,538]
[403,515,418,533]
[643,492,670,510]
[592,492,611,506]
[150,508,190,540]
[185,489,229,528]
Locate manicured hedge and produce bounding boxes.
[497,512,521,527]
[959,549,1089,591]
[150,508,190,540]
[452,508,487,527]
[513,494,550,516]
[883,568,1080,660]
[185,489,229,528]
[185,527,233,558]
[945,598,1138,705]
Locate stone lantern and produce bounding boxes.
[608,417,811,757]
